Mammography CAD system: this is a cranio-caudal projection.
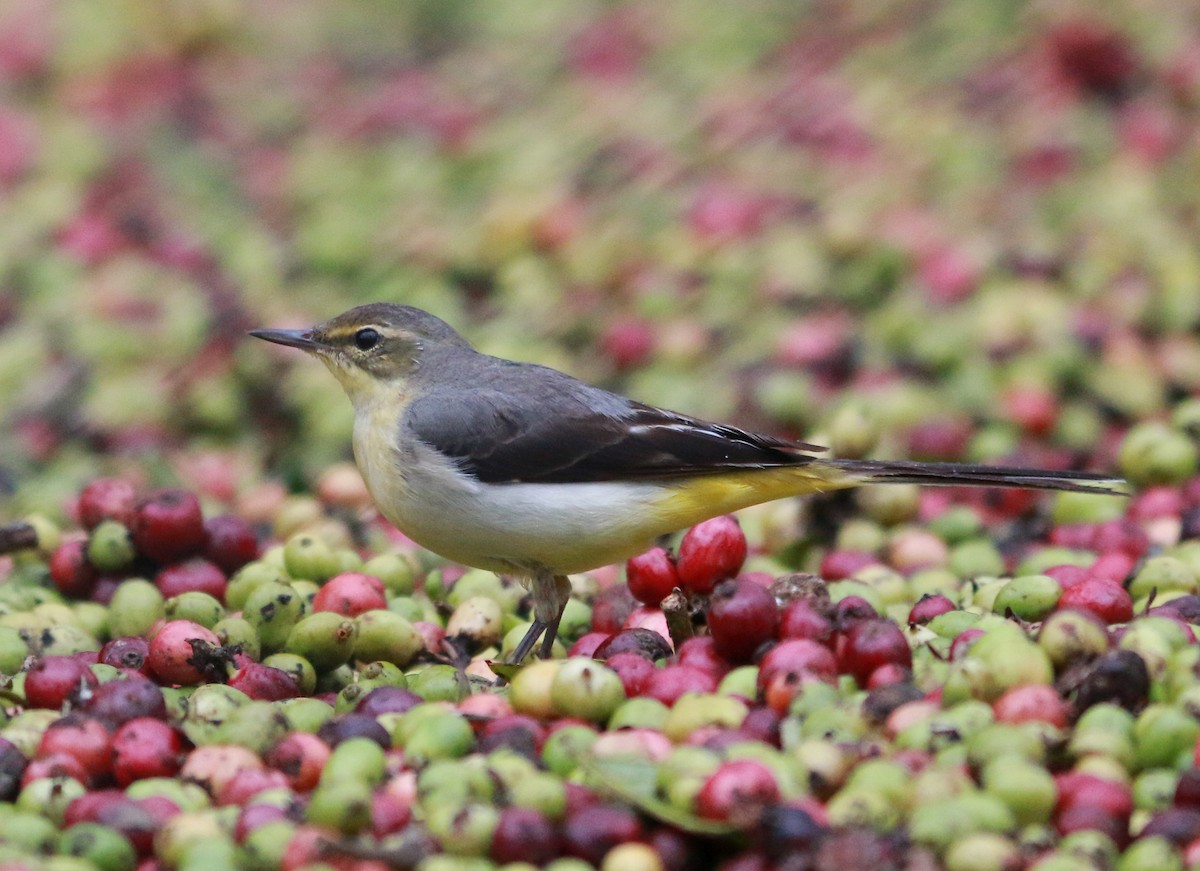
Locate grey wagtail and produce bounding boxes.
[251,303,1125,663]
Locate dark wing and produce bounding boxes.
[403,361,823,485]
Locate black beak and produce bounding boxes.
[249,328,321,352]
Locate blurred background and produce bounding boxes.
[1,0,1199,518]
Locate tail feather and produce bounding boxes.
[823,458,1128,495]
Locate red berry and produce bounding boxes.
[131,489,208,564]
[818,549,878,581]
[626,547,680,605]
[227,663,301,702]
[568,632,610,658]
[834,595,877,629]
[83,676,167,728]
[779,600,833,643]
[993,684,1069,728]
[1045,564,1089,589]
[22,752,89,787]
[491,807,560,866]
[756,639,838,703]
[265,733,330,792]
[99,637,151,674]
[676,516,747,594]
[696,759,780,821]
[48,538,98,599]
[155,558,227,601]
[949,627,985,660]
[1003,385,1058,436]
[146,620,221,686]
[1049,19,1139,98]
[674,635,732,679]
[604,652,657,697]
[644,664,719,706]
[600,318,656,371]
[77,477,137,529]
[838,618,912,687]
[707,579,780,664]
[24,655,97,709]
[907,594,955,626]
[371,790,412,837]
[112,718,184,786]
[202,514,260,573]
[1057,579,1134,624]
[37,717,113,786]
[311,572,387,617]
[217,767,291,807]
[235,803,289,842]
[561,804,643,866]
[591,584,638,633]
[1055,771,1133,819]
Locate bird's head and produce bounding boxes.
[250,303,470,405]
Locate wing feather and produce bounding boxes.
[403,360,824,484]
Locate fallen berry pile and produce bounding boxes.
[1,447,1200,871]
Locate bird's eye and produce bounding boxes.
[354,328,381,351]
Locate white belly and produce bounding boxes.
[354,410,671,575]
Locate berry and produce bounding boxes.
[779,600,834,643]
[838,618,912,687]
[227,662,302,701]
[131,489,208,564]
[146,620,222,686]
[24,655,97,709]
[696,759,780,821]
[48,538,98,598]
[626,546,680,605]
[676,516,748,594]
[202,514,260,573]
[155,558,227,601]
[491,807,559,866]
[112,718,184,786]
[1057,579,1134,624]
[707,579,780,663]
[311,572,387,616]
[77,477,137,530]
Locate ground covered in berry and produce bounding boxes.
[3,3,1200,871]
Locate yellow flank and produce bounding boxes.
[648,463,860,533]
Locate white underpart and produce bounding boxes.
[354,407,671,576]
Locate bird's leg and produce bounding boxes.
[508,572,572,664]
[539,574,572,659]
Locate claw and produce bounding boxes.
[508,573,573,663]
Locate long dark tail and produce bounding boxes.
[823,459,1128,495]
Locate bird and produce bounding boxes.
[251,303,1125,663]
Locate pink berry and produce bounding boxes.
[907,594,955,626]
[643,664,718,706]
[147,620,221,686]
[676,516,747,594]
[311,572,387,617]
